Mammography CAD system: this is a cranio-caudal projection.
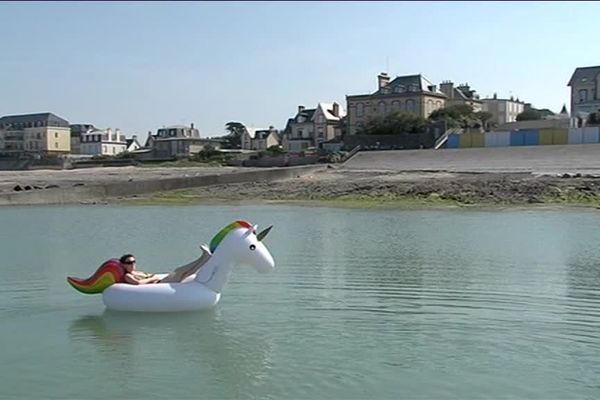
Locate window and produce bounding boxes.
[54,132,58,138]
[55,142,59,148]
[378,101,387,114]
[395,85,405,93]
[356,103,364,117]
[391,100,401,110]
[406,99,416,112]
[317,129,324,138]
[579,89,588,103]
[427,99,433,113]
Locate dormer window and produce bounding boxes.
[297,116,305,123]
[395,85,405,93]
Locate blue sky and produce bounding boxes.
[0,1,598,138]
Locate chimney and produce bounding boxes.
[191,122,194,129]
[115,128,121,142]
[332,102,340,117]
[377,72,390,90]
[298,105,305,114]
[440,81,454,98]
[107,127,112,141]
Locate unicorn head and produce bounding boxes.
[209,220,275,273]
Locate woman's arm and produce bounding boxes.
[124,273,161,285]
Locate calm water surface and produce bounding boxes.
[1,205,600,399]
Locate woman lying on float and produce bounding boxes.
[67,220,274,312]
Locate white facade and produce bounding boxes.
[126,136,142,152]
[80,128,127,156]
[481,98,526,125]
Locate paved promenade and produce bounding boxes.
[344,144,600,176]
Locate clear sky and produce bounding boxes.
[1,1,598,138]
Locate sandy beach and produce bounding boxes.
[2,145,600,207]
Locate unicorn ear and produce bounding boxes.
[257,225,273,242]
[253,224,258,233]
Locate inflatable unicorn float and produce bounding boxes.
[67,220,274,312]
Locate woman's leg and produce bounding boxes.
[159,245,211,283]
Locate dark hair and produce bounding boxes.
[120,254,135,263]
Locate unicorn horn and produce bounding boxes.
[257,225,273,241]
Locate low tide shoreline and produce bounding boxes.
[2,154,600,209]
[121,168,600,210]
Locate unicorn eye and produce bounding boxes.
[249,244,256,251]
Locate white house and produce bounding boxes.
[126,135,142,152]
[80,128,127,156]
[241,126,281,150]
[282,102,345,152]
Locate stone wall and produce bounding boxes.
[0,165,325,206]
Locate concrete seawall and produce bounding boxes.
[0,165,326,206]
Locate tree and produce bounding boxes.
[223,121,246,148]
[474,111,494,130]
[358,111,427,135]
[429,104,475,129]
[588,112,600,126]
[535,108,555,118]
[516,109,542,121]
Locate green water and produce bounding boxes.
[1,205,599,399]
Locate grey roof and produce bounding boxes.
[455,87,478,100]
[0,112,69,127]
[255,130,279,140]
[568,66,600,86]
[376,74,446,97]
[126,138,140,147]
[158,125,192,130]
[297,108,316,121]
[283,118,294,134]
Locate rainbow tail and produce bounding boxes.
[67,259,125,294]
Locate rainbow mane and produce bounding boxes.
[209,220,254,253]
[67,259,125,294]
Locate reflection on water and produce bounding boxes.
[68,310,273,399]
[1,205,600,399]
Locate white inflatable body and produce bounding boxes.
[101,221,274,312]
[102,274,221,312]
